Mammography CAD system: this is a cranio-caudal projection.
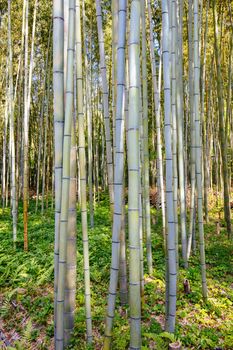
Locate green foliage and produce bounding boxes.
[0,198,233,349]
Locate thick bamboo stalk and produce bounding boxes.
[64,115,77,345]
[53,0,64,340]
[170,0,179,268]
[104,1,127,347]
[200,1,209,224]
[194,0,207,299]
[112,0,118,160]
[56,1,75,348]
[161,0,177,333]
[23,0,29,251]
[176,0,187,268]
[187,0,195,261]
[128,1,141,347]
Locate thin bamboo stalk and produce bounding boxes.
[76,0,93,343]
[8,0,17,244]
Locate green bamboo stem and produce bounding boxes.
[56,1,75,348]
[128,1,141,347]
[194,0,207,299]
[170,0,179,268]
[76,0,93,343]
[176,0,187,268]
[53,0,64,340]
[162,0,177,333]
[8,0,17,245]
[23,0,29,251]
[104,0,127,347]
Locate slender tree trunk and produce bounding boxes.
[76,0,93,343]
[42,67,51,214]
[2,71,8,210]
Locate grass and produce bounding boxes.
[0,194,232,349]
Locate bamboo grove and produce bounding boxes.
[0,0,232,349]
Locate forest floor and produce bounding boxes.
[0,193,233,350]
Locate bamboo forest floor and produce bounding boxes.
[0,193,233,350]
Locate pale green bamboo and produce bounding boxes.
[187,0,196,261]
[53,0,64,340]
[23,0,29,251]
[170,0,179,268]
[119,185,128,305]
[176,0,187,268]
[162,0,177,333]
[2,68,8,210]
[104,1,127,347]
[76,0,93,343]
[201,1,209,224]
[139,90,145,298]
[193,0,207,300]
[8,0,17,244]
[112,0,118,160]
[56,1,75,348]
[42,65,51,215]
[64,117,77,345]
[128,1,141,347]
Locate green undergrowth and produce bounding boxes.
[0,195,232,349]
